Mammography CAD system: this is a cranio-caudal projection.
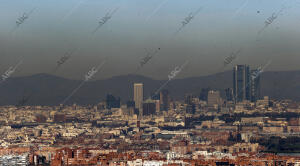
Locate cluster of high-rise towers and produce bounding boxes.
[232,65,261,103]
[131,64,261,117]
[133,83,170,118]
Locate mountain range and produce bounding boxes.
[0,70,299,106]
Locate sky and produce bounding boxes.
[0,0,300,80]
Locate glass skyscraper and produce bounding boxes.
[233,65,261,103]
[233,65,251,102]
[250,69,261,102]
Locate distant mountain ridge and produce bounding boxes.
[0,70,300,106]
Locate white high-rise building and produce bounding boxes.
[134,83,143,117]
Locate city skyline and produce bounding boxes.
[0,66,299,106]
[1,0,300,165]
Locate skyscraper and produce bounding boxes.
[250,69,261,102]
[143,99,156,116]
[233,65,251,102]
[160,89,170,111]
[134,83,143,116]
[106,94,120,109]
[225,88,233,101]
[150,93,160,114]
[199,88,210,101]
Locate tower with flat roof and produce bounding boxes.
[134,83,143,118]
[233,65,251,102]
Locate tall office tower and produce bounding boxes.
[143,99,156,116]
[134,83,144,117]
[150,93,160,114]
[199,88,210,101]
[160,89,170,111]
[233,65,251,103]
[225,88,233,101]
[250,69,261,102]
[207,90,222,106]
[106,94,121,109]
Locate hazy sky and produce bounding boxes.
[1,0,300,80]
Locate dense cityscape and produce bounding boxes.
[2,0,300,165]
[0,65,299,165]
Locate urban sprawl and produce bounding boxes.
[0,65,300,165]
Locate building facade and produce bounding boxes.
[233,65,251,102]
[134,83,144,117]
